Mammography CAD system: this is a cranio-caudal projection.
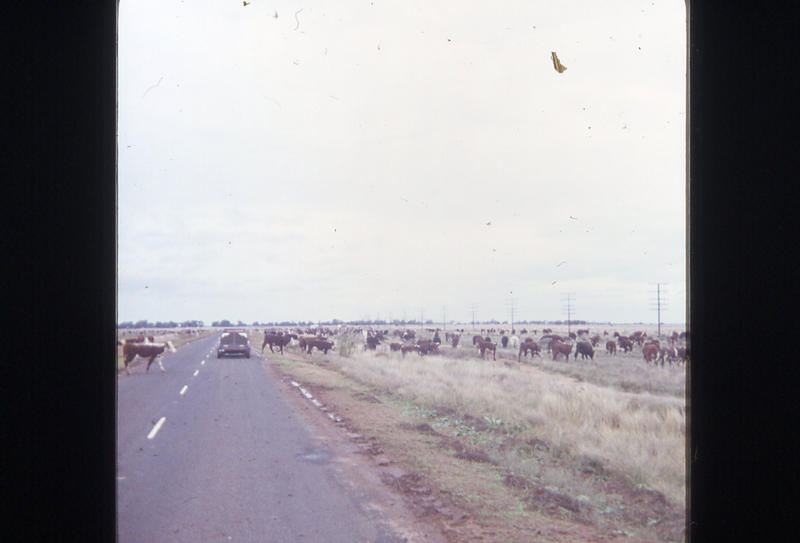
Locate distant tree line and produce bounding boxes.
[118,320,204,328]
[119,318,605,328]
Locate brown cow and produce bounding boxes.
[298,335,321,352]
[122,341,176,375]
[606,340,617,356]
[659,346,677,367]
[389,342,402,352]
[590,335,601,347]
[418,340,440,355]
[401,345,420,357]
[475,339,497,360]
[306,339,334,355]
[451,335,460,348]
[262,333,293,354]
[642,343,659,364]
[518,342,541,361]
[551,341,573,361]
[618,337,634,353]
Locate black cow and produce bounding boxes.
[365,335,382,350]
[574,341,595,360]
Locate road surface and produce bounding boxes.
[117,334,404,543]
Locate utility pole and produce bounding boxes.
[470,304,477,329]
[442,305,447,331]
[507,295,516,332]
[560,293,576,335]
[649,283,668,337]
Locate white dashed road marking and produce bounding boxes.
[147,417,166,439]
[179,385,188,395]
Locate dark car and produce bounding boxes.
[217,329,251,358]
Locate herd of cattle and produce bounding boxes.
[255,326,689,367]
[117,326,689,375]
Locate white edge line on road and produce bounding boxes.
[193,370,199,377]
[180,385,188,395]
[147,417,166,439]
[291,380,342,421]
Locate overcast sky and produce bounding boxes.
[118,0,686,325]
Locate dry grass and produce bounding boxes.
[319,336,686,509]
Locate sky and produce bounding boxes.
[117,0,686,325]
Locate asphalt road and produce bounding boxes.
[117,334,397,543]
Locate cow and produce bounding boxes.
[642,343,659,364]
[473,335,484,345]
[475,339,497,360]
[618,337,634,353]
[401,345,420,357]
[418,340,440,355]
[501,335,509,348]
[262,333,293,354]
[509,335,519,349]
[574,341,595,360]
[306,339,334,355]
[389,342,402,352]
[450,334,460,348]
[659,346,677,366]
[432,332,441,345]
[590,335,601,347]
[577,328,590,336]
[676,347,688,365]
[551,341,573,361]
[298,335,321,352]
[518,341,540,361]
[540,334,563,342]
[568,332,577,340]
[121,341,176,375]
[365,335,383,350]
[606,340,617,356]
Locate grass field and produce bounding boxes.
[251,324,687,542]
